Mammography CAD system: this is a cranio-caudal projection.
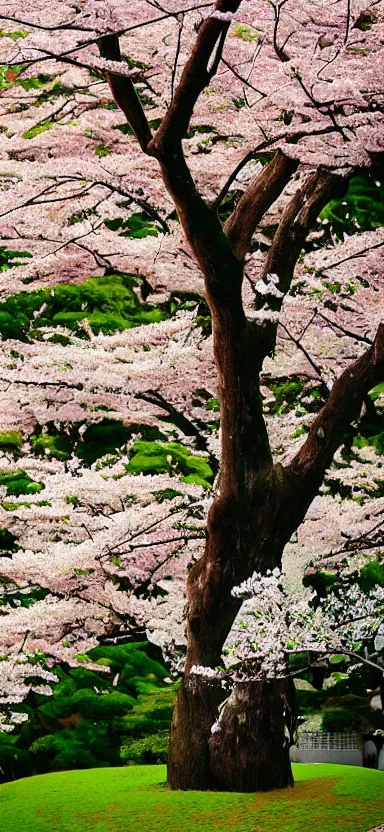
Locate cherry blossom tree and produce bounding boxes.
[0,0,383,792]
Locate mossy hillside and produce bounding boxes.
[0,274,213,342]
[0,469,44,496]
[1,765,383,832]
[30,420,167,466]
[0,274,173,341]
[0,430,23,456]
[125,440,213,488]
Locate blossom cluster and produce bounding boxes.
[191,565,384,686]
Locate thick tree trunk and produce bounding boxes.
[167,678,223,790]
[209,680,294,791]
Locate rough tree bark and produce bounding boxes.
[99,0,384,792]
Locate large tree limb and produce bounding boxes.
[286,322,384,504]
[256,169,349,310]
[224,151,297,261]
[150,0,242,155]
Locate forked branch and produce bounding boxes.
[287,322,384,500]
[256,168,349,310]
[224,150,297,261]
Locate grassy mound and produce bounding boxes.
[0,764,383,832]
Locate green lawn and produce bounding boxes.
[0,764,383,832]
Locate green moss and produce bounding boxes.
[94,144,112,157]
[31,430,74,461]
[0,273,177,341]
[105,212,160,238]
[0,469,44,496]
[0,246,32,272]
[125,441,213,488]
[206,397,220,412]
[22,119,54,139]
[153,489,183,503]
[231,23,260,42]
[267,379,305,415]
[65,495,81,508]
[0,430,22,455]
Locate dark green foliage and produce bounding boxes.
[0,469,44,496]
[353,10,377,31]
[267,379,305,415]
[65,495,81,508]
[31,429,74,461]
[0,65,53,93]
[120,730,169,764]
[114,117,161,135]
[0,578,49,608]
[321,694,383,733]
[105,212,160,238]
[77,420,166,466]
[0,528,19,553]
[0,274,173,342]
[368,382,384,402]
[354,431,384,456]
[0,247,32,272]
[303,569,340,599]
[0,735,32,781]
[359,557,384,592]
[0,30,28,39]
[295,686,329,716]
[125,440,213,488]
[353,396,384,456]
[153,488,183,503]
[30,420,168,468]
[94,144,111,157]
[23,120,54,139]
[304,557,384,602]
[0,643,176,782]
[2,500,51,511]
[0,430,22,456]
[319,172,384,240]
[206,397,220,412]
